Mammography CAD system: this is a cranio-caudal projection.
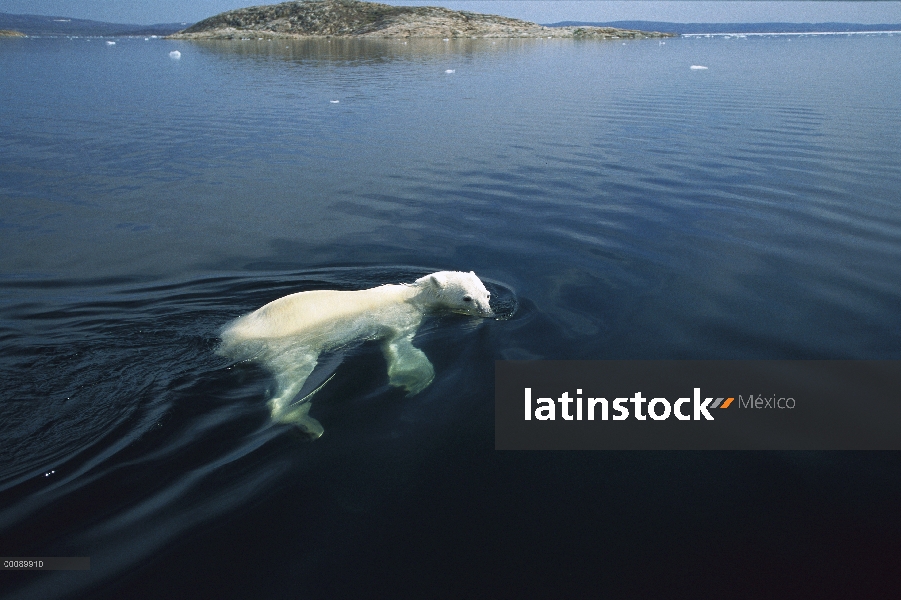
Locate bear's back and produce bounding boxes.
[222,284,419,346]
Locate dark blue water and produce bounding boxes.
[2,33,900,597]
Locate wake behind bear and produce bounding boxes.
[218,271,495,438]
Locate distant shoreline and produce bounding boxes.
[681,30,901,38]
[3,7,900,38]
[0,12,185,37]
[546,21,901,36]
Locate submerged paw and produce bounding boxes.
[296,415,324,439]
[388,362,435,396]
[270,398,324,438]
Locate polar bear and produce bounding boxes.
[218,271,494,438]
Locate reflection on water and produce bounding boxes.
[183,36,539,63]
[1,34,901,598]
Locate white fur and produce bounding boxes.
[219,271,493,438]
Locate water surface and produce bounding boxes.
[2,34,900,598]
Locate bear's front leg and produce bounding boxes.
[382,333,435,396]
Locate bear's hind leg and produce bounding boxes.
[267,351,325,438]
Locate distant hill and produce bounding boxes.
[169,0,674,39]
[544,21,901,35]
[0,12,190,36]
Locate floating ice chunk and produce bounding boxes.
[169,50,181,59]
[145,38,149,41]
[106,40,115,45]
[690,65,709,70]
[445,69,455,74]
[330,100,339,103]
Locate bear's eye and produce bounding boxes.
[463,295,472,302]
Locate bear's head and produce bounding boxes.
[415,271,494,318]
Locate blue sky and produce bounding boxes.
[0,1,899,26]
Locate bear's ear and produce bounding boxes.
[429,273,447,289]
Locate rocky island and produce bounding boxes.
[0,29,26,37]
[168,0,676,40]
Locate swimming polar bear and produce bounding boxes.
[218,271,494,438]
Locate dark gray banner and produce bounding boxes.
[496,361,901,450]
